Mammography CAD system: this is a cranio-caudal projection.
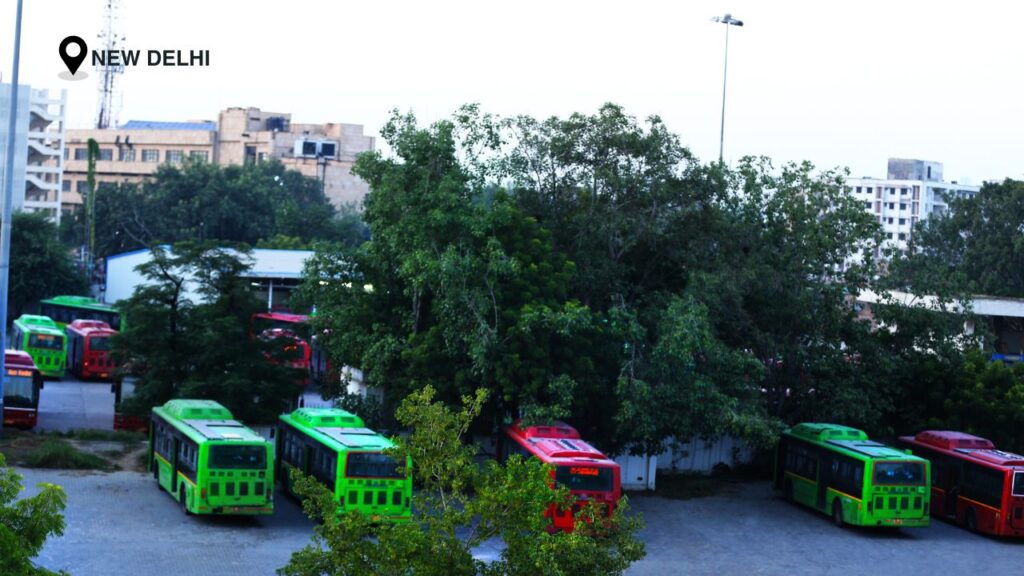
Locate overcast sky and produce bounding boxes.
[2,0,1022,183]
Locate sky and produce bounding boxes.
[1,0,1022,183]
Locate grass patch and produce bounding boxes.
[19,439,113,471]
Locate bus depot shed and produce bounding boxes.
[102,247,313,311]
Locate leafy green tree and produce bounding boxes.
[280,386,644,576]
[83,160,359,258]
[8,212,87,320]
[0,453,68,576]
[897,178,1024,298]
[115,242,300,423]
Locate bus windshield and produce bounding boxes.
[874,461,925,485]
[346,452,404,478]
[89,336,113,351]
[28,333,63,350]
[555,465,614,492]
[1014,472,1024,497]
[208,445,267,469]
[3,370,36,407]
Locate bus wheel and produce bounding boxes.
[180,487,191,516]
[965,508,977,532]
[832,500,844,527]
[153,460,160,485]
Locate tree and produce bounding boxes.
[8,212,87,320]
[115,242,300,423]
[0,453,68,576]
[83,160,361,258]
[897,178,1024,298]
[280,386,644,576]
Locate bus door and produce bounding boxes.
[945,463,962,518]
[817,455,834,510]
[172,437,181,493]
[303,444,313,475]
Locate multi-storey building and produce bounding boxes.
[847,158,979,252]
[59,107,374,215]
[0,84,67,223]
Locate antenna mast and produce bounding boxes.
[95,0,124,129]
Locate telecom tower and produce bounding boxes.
[95,0,124,129]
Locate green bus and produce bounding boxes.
[774,423,930,528]
[150,399,274,516]
[277,407,412,521]
[11,315,66,379]
[39,295,121,330]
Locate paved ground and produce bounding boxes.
[37,378,115,431]
[16,468,1024,576]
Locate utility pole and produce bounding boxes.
[0,0,26,436]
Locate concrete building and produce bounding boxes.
[0,84,67,222]
[59,107,373,214]
[847,158,980,252]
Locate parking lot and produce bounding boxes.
[15,378,1024,575]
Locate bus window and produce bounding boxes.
[346,453,403,479]
[555,466,614,492]
[209,445,267,469]
[89,336,113,351]
[3,369,36,407]
[29,334,64,350]
[874,461,925,485]
[1014,472,1024,497]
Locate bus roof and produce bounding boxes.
[153,400,267,444]
[66,320,117,337]
[280,408,392,452]
[4,349,37,369]
[253,312,309,324]
[14,315,63,336]
[899,431,1024,469]
[41,295,119,312]
[784,423,922,462]
[506,420,618,467]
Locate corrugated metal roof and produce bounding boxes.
[119,120,216,131]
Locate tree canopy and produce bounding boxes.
[8,211,87,321]
[0,453,68,576]
[114,242,302,423]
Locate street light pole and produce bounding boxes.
[0,0,25,436]
[711,13,743,165]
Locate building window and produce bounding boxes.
[119,148,136,161]
[76,180,88,193]
[898,233,907,240]
[165,150,184,164]
[189,150,209,162]
[74,148,88,160]
[257,152,268,163]
[63,148,69,160]
[142,149,159,162]
[899,203,907,210]
[887,217,894,224]
[855,186,862,193]
[899,218,906,225]
[98,148,113,161]
[888,233,894,239]
[62,180,71,192]
[863,201,871,209]
[887,202,895,209]
[900,187,908,195]
[888,188,895,195]
[244,145,257,165]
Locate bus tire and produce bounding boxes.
[832,500,844,527]
[180,487,191,516]
[965,508,977,532]
[153,460,160,486]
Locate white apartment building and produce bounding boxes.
[847,158,979,252]
[0,84,67,223]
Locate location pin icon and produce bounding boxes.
[59,36,87,75]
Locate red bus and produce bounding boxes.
[65,319,117,380]
[250,313,312,377]
[3,350,44,429]
[501,420,621,532]
[898,430,1024,537]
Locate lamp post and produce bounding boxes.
[0,0,25,437]
[711,13,743,165]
